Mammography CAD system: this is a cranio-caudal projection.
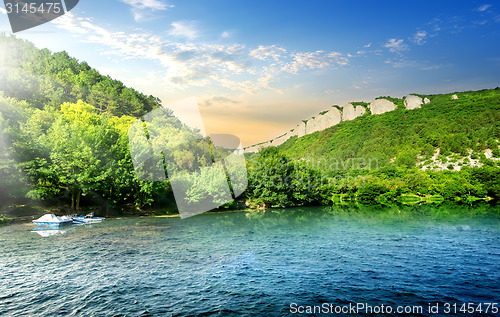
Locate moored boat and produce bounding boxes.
[32,214,73,227]
[71,212,105,224]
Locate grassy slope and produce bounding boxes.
[278,88,500,167]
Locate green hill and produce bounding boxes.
[0,35,499,215]
[0,34,160,117]
[0,36,242,217]
[0,36,188,216]
[245,89,500,208]
[280,89,500,167]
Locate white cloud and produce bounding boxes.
[121,0,169,10]
[249,45,287,61]
[413,30,428,45]
[478,4,491,12]
[52,17,255,90]
[120,0,172,22]
[324,89,339,94]
[221,31,231,38]
[421,65,441,71]
[51,13,352,94]
[201,95,240,107]
[364,43,372,48]
[169,21,199,40]
[282,51,348,74]
[52,13,90,34]
[384,38,408,53]
[0,7,7,14]
[388,59,417,68]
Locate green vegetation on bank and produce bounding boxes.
[0,35,499,217]
[245,89,500,208]
[0,36,242,215]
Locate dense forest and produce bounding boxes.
[245,89,500,208]
[0,35,244,217]
[0,35,168,216]
[0,34,160,117]
[0,35,499,219]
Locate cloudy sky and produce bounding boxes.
[1,0,499,145]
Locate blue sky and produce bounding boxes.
[1,0,499,145]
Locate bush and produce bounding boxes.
[421,144,434,156]
[492,147,500,158]
[357,182,387,203]
[395,150,418,169]
[0,217,11,225]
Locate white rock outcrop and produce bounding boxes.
[296,121,306,137]
[245,146,258,153]
[452,94,458,100]
[404,95,423,110]
[327,107,343,126]
[305,107,343,134]
[272,132,290,146]
[260,141,271,149]
[369,99,397,115]
[244,144,261,153]
[342,103,366,121]
[245,92,433,153]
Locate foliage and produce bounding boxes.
[245,88,500,206]
[246,147,320,208]
[1,35,499,213]
[0,35,160,117]
[279,88,500,168]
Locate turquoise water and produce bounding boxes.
[0,206,499,316]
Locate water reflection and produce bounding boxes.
[242,202,500,231]
[31,226,76,237]
[30,222,98,237]
[2,205,498,316]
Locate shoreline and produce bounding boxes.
[2,200,498,227]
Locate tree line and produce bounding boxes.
[0,35,499,215]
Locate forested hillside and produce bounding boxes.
[245,89,500,208]
[0,36,170,216]
[279,89,500,164]
[0,35,498,218]
[0,36,242,217]
[0,35,160,117]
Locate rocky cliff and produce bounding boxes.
[245,94,435,153]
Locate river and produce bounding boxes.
[0,205,499,316]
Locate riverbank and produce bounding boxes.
[0,201,252,225]
[0,202,177,225]
[2,199,498,227]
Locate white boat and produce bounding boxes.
[72,212,105,224]
[32,214,73,227]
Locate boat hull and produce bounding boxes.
[72,217,105,224]
[33,221,73,228]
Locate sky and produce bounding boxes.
[0,0,499,146]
